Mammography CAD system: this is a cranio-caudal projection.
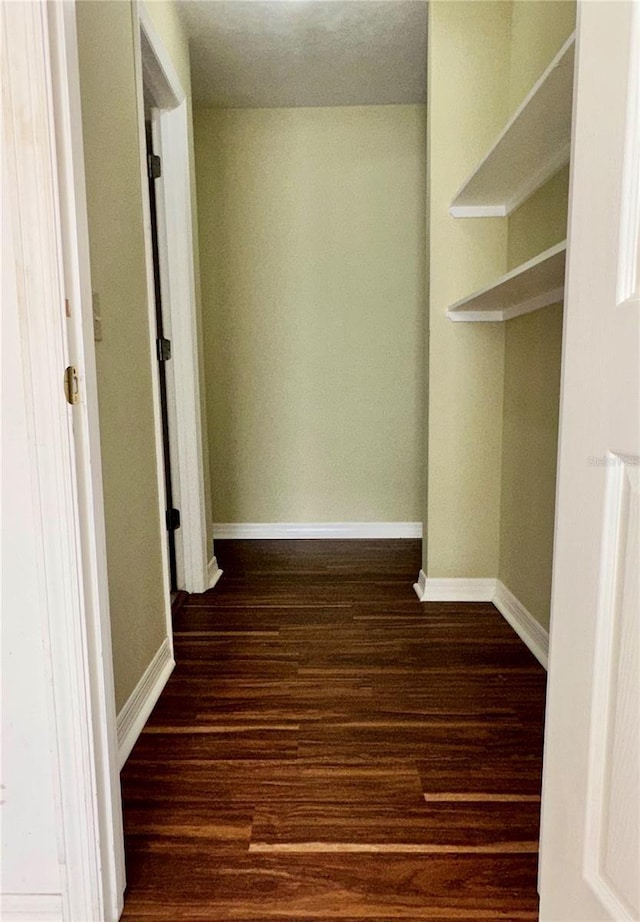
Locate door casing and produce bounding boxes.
[135,1,217,597]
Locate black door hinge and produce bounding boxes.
[156,337,171,361]
[148,153,161,180]
[166,508,181,531]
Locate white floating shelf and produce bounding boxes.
[450,34,575,218]
[447,241,567,322]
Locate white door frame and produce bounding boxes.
[2,1,124,918]
[133,2,215,595]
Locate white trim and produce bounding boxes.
[616,2,640,308]
[138,2,183,108]
[48,3,126,914]
[150,110,187,593]
[0,894,63,921]
[414,576,497,602]
[137,3,211,595]
[447,309,506,322]
[493,580,549,669]
[583,455,639,919]
[152,105,210,593]
[213,522,423,540]
[116,638,174,769]
[207,556,224,589]
[449,204,507,218]
[413,569,428,600]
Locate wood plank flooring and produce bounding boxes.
[120,540,547,920]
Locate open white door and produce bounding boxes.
[2,1,124,918]
[539,2,639,919]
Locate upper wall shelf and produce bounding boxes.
[450,34,575,218]
[447,240,567,322]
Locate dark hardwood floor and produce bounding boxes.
[120,540,547,920]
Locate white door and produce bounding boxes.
[539,2,640,920]
[2,1,124,918]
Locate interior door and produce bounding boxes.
[145,122,179,592]
[539,2,639,919]
[2,1,124,916]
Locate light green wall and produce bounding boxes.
[425,1,511,577]
[426,0,575,631]
[499,0,576,630]
[76,0,166,710]
[196,106,426,523]
[507,165,570,270]
[143,0,190,87]
[499,306,564,631]
[76,0,208,709]
[508,0,577,110]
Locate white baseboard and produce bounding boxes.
[207,555,223,589]
[413,570,549,669]
[116,637,174,769]
[413,572,497,601]
[0,894,63,921]
[493,580,549,669]
[413,569,428,600]
[213,522,423,540]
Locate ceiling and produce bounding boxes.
[179,1,428,109]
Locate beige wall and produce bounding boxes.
[499,1,576,630]
[507,165,570,270]
[499,306,564,630]
[77,0,165,710]
[143,0,190,88]
[76,0,207,709]
[426,0,575,632]
[508,0,577,110]
[425,1,511,577]
[195,105,426,524]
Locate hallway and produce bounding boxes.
[120,540,546,919]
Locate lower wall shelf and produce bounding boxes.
[447,240,567,322]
